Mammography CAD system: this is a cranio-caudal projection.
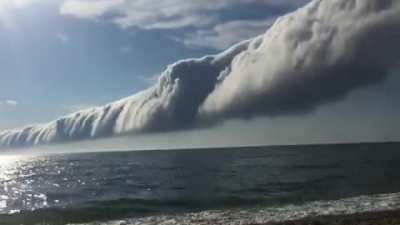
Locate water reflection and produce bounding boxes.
[0,155,22,179]
[0,155,50,214]
[0,155,23,214]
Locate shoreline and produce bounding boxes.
[2,204,400,225]
[73,209,400,225]
[267,209,400,225]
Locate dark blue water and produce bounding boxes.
[1,142,400,224]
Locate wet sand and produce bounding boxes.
[56,208,400,225]
[266,210,400,225]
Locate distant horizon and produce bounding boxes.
[6,136,400,156]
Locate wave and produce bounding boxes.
[0,196,266,225]
[73,192,400,225]
[2,192,400,225]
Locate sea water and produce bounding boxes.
[1,142,400,224]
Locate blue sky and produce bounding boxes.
[0,0,399,148]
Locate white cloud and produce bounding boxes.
[0,2,20,29]
[13,0,40,8]
[61,103,98,113]
[60,0,304,30]
[60,0,225,29]
[0,0,45,12]
[0,0,37,9]
[176,19,276,50]
[119,45,132,54]
[57,32,69,44]
[60,0,123,19]
[1,0,399,150]
[200,0,400,118]
[58,0,309,50]
[0,0,48,30]
[136,73,159,85]
[0,100,18,107]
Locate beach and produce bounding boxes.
[268,209,400,225]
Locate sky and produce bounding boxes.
[0,0,400,150]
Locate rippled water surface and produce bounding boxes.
[1,143,400,224]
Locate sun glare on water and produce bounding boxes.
[0,155,24,212]
[0,155,23,180]
[0,154,49,214]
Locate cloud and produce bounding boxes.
[0,0,45,13]
[60,0,305,30]
[60,0,123,19]
[119,45,132,54]
[59,0,309,50]
[0,0,49,30]
[61,103,97,113]
[200,0,400,119]
[0,100,18,107]
[0,41,250,149]
[12,0,40,8]
[136,74,159,85]
[1,0,400,149]
[0,0,38,9]
[175,19,276,50]
[57,32,69,44]
[60,0,220,29]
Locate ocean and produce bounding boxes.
[1,142,400,225]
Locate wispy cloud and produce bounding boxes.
[0,0,49,30]
[119,45,132,54]
[60,0,123,19]
[61,103,98,113]
[174,19,276,50]
[0,100,18,107]
[59,0,306,30]
[136,74,159,86]
[13,0,40,8]
[58,0,309,50]
[57,32,70,44]
[0,0,40,10]
[60,0,223,29]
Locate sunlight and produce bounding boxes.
[0,1,17,30]
[0,155,22,181]
[0,155,21,166]
[0,0,36,30]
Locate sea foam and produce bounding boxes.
[70,192,400,225]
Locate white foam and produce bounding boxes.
[70,192,400,225]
